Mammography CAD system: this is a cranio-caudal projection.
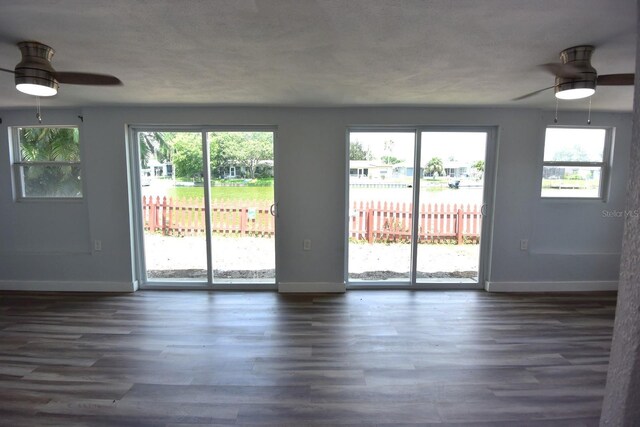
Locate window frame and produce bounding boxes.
[10,125,84,201]
[540,126,613,201]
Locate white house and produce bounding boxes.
[349,160,393,179]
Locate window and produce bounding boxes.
[11,126,82,199]
[541,127,610,199]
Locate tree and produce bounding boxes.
[380,139,401,165]
[138,132,172,168]
[553,144,589,162]
[471,160,485,172]
[20,127,80,162]
[383,139,395,152]
[169,133,203,180]
[211,132,273,179]
[349,140,372,161]
[426,157,444,179]
[19,127,82,197]
[381,155,402,165]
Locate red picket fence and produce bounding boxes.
[142,196,274,237]
[349,201,481,244]
[142,196,481,244]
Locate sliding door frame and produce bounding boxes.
[345,125,498,290]
[128,125,279,290]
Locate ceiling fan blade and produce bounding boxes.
[0,67,16,74]
[597,73,635,86]
[539,63,583,78]
[53,71,122,86]
[512,86,556,101]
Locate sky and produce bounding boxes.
[543,128,606,162]
[350,131,487,165]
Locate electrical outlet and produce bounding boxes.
[303,239,312,251]
[94,240,102,251]
[520,239,528,251]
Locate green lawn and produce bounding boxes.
[166,185,274,202]
[541,179,599,189]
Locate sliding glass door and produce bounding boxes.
[416,132,487,283]
[139,131,208,282]
[348,131,415,283]
[133,128,277,287]
[207,132,276,283]
[347,127,493,288]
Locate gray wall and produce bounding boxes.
[600,4,640,420]
[0,106,632,291]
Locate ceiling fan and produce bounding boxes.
[514,45,635,101]
[0,41,122,97]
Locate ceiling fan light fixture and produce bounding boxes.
[14,42,59,97]
[554,45,596,101]
[514,44,634,102]
[555,87,595,100]
[554,76,596,100]
[16,81,58,97]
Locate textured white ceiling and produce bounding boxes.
[0,0,636,110]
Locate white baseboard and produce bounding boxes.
[0,280,137,292]
[1,279,614,294]
[278,282,346,293]
[485,280,618,292]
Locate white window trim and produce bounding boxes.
[541,126,612,201]
[10,125,84,201]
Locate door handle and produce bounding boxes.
[270,203,278,217]
[481,204,487,216]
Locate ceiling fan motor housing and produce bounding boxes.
[554,45,597,96]
[14,41,59,94]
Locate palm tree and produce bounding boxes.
[19,127,80,162]
[471,160,485,180]
[426,157,444,179]
[138,132,172,169]
[18,127,82,197]
[471,160,485,173]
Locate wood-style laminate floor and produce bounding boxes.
[0,290,616,426]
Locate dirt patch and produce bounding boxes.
[349,270,477,280]
[148,269,275,279]
[143,234,480,279]
[149,268,475,280]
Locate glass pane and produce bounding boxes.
[541,166,601,198]
[139,132,208,281]
[18,127,80,162]
[348,132,415,282]
[543,128,606,162]
[417,132,486,283]
[20,165,82,197]
[208,132,276,283]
